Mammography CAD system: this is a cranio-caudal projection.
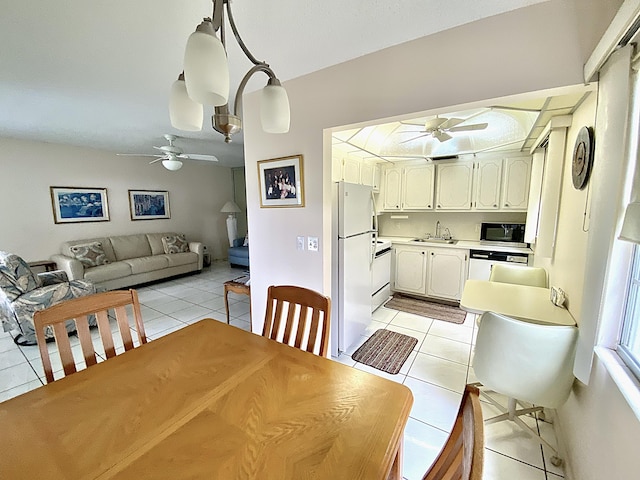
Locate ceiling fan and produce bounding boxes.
[117,134,218,171]
[399,116,488,144]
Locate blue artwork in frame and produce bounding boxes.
[50,186,109,223]
[128,190,170,220]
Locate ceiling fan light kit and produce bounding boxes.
[170,73,204,131]
[171,0,290,143]
[162,158,184,171]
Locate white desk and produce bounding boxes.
[460,279,576,326]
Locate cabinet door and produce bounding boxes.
[502,157,532,210]
[360,162,374,187]
[394,246,428,295]
[403,164,435,210]
[343,157,361,184]
[435,162,473,210]
[382,167,403,210]
[426,248,468,300]
[332,155,344,182]
[372,164,381,193]
[473,159,502,210]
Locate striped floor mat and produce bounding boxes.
[352,329,417,374]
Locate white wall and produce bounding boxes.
[242,0,609,331]
[0,137,234,262]
[241,1,638,478]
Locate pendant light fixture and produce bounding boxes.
[170,0,290,142]
[169,73,204,131]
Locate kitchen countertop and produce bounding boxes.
[378,236,533,255]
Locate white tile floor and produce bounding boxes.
[0,261,564,479]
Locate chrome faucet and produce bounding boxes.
[435,220,441,239]
[442,227,451,240]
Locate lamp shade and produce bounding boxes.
[169,75,203,131]
[162,159,183,171]
[619,202,640,244]
[260,81,290,133]
[220,201,241,213]
[183,20,229,106]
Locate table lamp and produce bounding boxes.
[221,201,241,247]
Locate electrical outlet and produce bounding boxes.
[308,236,319,252]
[296,236,305,251]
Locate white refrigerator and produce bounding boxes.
[332,181,376,357]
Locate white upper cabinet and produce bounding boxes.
[382,166,403,210]
[435,162,473,210]
[342,156,361,184]
[403,164,435,210]
[381,164,434,211]
[360,162,381,192]
[473,158,502,210]
[501,157,532,210]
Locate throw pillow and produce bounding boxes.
[162,234,190,254]
[70,242,110,268]
[243,234,249,247]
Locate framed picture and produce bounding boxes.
[128,190,170,220]
[257,155,305,208]
[50,186,109,224]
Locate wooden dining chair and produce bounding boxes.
[262,285,331,357]
[33,289,147,383]
[422,384,484,480]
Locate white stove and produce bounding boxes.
[371,239,392,311]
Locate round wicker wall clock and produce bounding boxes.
[572,126,594,190]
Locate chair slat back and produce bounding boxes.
[262,285,331,357]
[422,385,484,480]
[33,289,147,383]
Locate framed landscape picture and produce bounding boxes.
[257,154,305,208]
[50,186,109,224]
[128,190,170,220]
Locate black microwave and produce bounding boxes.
[480,223,527,245]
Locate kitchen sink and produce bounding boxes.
[412,238,457,244]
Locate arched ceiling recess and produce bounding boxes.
[332,89,594,163]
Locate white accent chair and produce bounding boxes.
[472,311,577,466]
[488,263,548,288]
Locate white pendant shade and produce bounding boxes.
[162,159,183,171]
[169,77,203,131]
[261,83,290,133]
[183,21,229,106]
[620,202,640,244]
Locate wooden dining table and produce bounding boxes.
[460,279,576,326]
[0,319,413,479]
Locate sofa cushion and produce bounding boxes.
[83,261,132,283]
[123,256,170,275]
[62,238,117,264]
[146,233,176,256]
[162,234,190,254]
[162,252,198,267]
[69,242,110,267]
[110,234,152,261]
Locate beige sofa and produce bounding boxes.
[51,233,203,291]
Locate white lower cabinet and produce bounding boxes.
[426,248,468,301]
[393,246,428,295]
[393,245,468,301]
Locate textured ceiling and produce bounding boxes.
[0,0,549,168]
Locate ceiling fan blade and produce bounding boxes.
[447,122,488,132]
[439,117,465,130]
[424,117,448,131]
[148,157,166,164]
[181,153,219,161]
[433,131,452,142]
[399,133,431,144]
[117,153,163,158]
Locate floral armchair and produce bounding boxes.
[0,251,96,345]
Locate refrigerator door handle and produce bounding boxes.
[371,191,377,265]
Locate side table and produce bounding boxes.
[28,260,57,273]
[223,276,251,325]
